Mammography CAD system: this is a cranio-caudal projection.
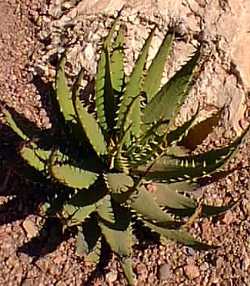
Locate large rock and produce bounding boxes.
[39,0,250,134]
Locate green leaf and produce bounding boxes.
[111,25,125,95]
[85,237,102,264]
[143,49,200,130]
[113,124,132,172]
[73,76,107,156]
[121,257,135,286]
[3,109,27,140]
[127,185,174,225]
[95,48,115,133]
[144,220,212,249]
[96,194,115,224]
[61,188,105,226]
[52,165,97,190]
[104,16,120,50]
[99,219,132,256]
[148,182,234,217]
[128,139,165,168]
[104,173,134,194]
[172,124,250,172]
[143,31,174,101]
[76,226,89,257]
[76,222,102,264]
[201,202,237,217]
[62,202,96,227]
[56,55,76,123]
[130,140,189,168]
[181,108,223,150]
[162,181,198,193]
[3,107,49,144]
[138,118,169,147]
[113,152,130,174]
[117,27,156,138]
[166,146,190,157]
[95,17,121,133]
[119,93,143,145]
[98,205,134,285]
[138,155,224,183]
[99,208,132,256]
[50,162,98,189]
[151,183,196,209]
[20,144,51,172]
[137,127,249,182]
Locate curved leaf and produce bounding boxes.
[119,93,143,145]
[117,27,156,138]
[138,155,228,183]
[62,203,96,227]
[95,17,121,133]
[62,189,105,226]
[127,185,174,224]
[137,127,249,182]
[111,25,125,95]
[3,109,27,140]
[56,55,76,123]
[143,31,174,101]
[99,219,132,257]
[50,162,98,189]
[114,124,132,172]
[104,173,134,193]
[152,183,196,209]
[73,76,107,156]
[20,144,50,172]
[98,206,134,285]
[138,117,169,147]
[76,223,102,264]
[143,49,200,129]
[95,49,115,133]
[3,107,46,143]
[76,226,89,257]
[104,16,120,50]
[150,182,234,217]
[85,237,102,264]
[144,220,213,250]
[96,194,115,224]
[113,152,130,174]
[130,114,194,168]
[49,151,98,189]
[166,146,189,157]
[121,257,135,286]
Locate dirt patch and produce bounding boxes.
[0,1,249,286]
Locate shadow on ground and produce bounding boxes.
[0,74,247,284]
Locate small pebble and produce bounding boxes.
[22,218,39,239]
[184,264,200,280]
[185,246,195,256]
[222,211,234,225]
[200,262,209,271]
[158,263,172,281]
[243,200,250,216]
[106,271,118,284]
[242,254,250,271]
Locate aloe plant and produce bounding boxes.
[3,18,249,285]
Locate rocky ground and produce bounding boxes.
[0,0,250,285]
